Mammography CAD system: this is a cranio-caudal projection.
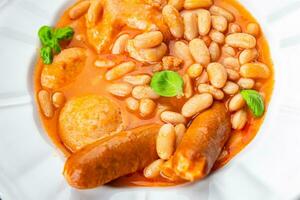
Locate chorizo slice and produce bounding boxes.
[64,124,160,189]
[173,103,231,181]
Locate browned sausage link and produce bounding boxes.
[160,157,184,182]
[173,103,231,181]
[64,124,160,189]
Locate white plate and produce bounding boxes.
[1,0,300,199]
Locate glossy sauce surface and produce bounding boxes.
[34,0,274,186]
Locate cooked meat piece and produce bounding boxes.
[86,0,171,53]
[59,95,123,151]
[41,48,86,89]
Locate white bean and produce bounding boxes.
[168,0,184,10]
[123,74,151,85]
[229,23,241,33]
[209,5,234,22]
[139,98,156,117]
[175,123,186,147]
[187,63,203,78]
[211,15,228,32]
[138,43,168,62]
[126,40,146,62]
[38,90,54,118]
[196,70,209,84]
[207,62,228,88]
[228,93,245,112]
[161,111,186,125]
[146,0,167,8]
[132,86,160,99]
[156,124,176,160]
[237,78,255,89]
[181,93,213,117]
[223,57,240,71]
[52,92,65,108]
[127,40,167,63]
[223,81,239,95]
[246,23,260,37]
[183,0,213,9]
[125,97,139,111]
[197,9,211,36]
[231,109,248,130]
[226,33,256,49]
[162,5,184,38]
[94,59,115,68]
[105,61,136,81]
[240,62,270,79]
[183,12,199,41]
[209,30,225,44]
[112,34,130,54]
[198,83,224,100]
[209,41,220,62]
[173,41,194,65]
[222,45,236,57]
[133,31,163,49]
[107,83,133,97]
[239,48,258,65]
[227,69,240,81]
[144,159,165,178]
[189,38,210,66]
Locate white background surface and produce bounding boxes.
[0,0,300,199]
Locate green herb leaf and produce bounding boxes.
[53,27,74,40]
[38,26,53,47]
[38,25,74,64]
[40,46,53,64]
[241,89,265,117]
[50,38,61,54]
[150,70,184,97]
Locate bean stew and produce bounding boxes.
[34,0,274,188]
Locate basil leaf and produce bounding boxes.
[53,27,74,40]
[38,26,53,47]
[40,46,53,64]
[150,70,184,97]
[241,89,265,117]
[50,38,61,53]
[38,25,74,64]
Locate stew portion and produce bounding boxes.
[34,0,274,188]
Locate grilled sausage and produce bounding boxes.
[64,124,160,189]
[173,103,231,181]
